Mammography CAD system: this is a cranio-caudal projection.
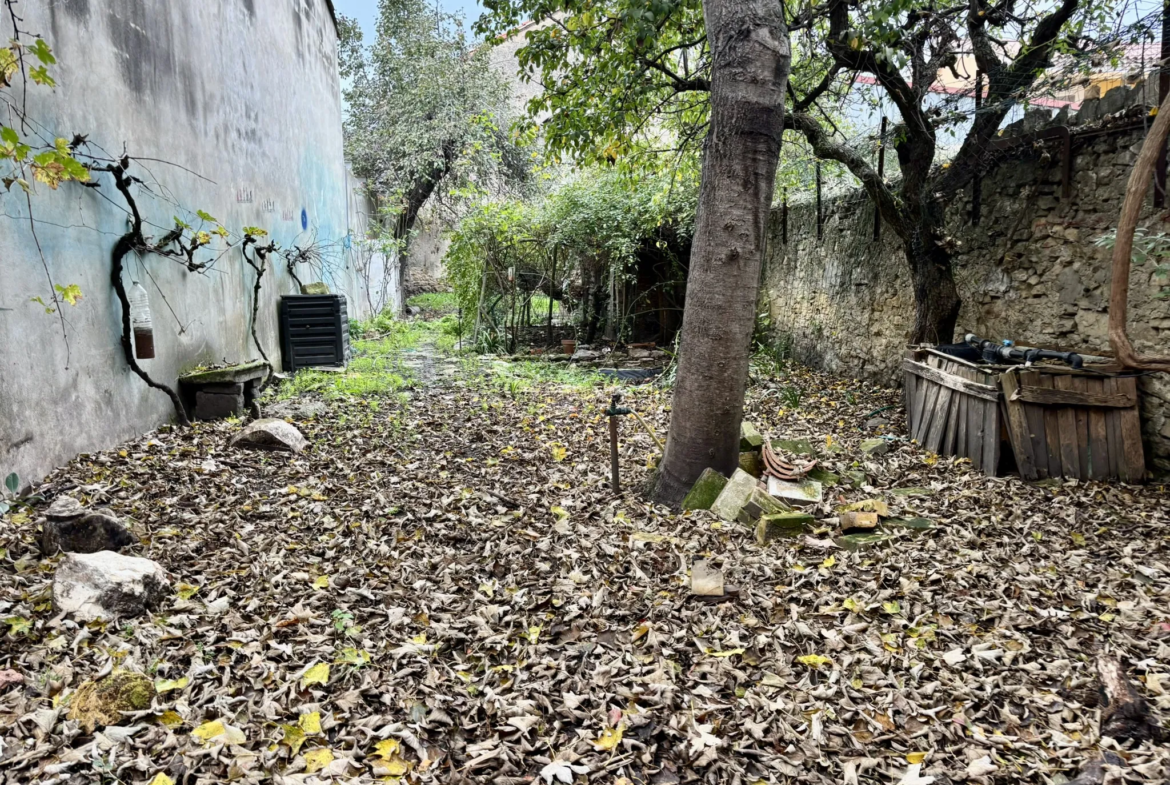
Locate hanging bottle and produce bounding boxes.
[129,282,155,359]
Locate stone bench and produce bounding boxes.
[178,361,269,420]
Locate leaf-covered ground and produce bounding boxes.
[1,341,1168,785]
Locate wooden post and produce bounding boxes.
[815,161,823,242]
[547,248,556,347]
[874,116,887,239]
[609,413,620,493]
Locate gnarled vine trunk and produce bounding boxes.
[652,0,790,506]
[905,234,961,345]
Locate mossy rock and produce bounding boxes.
[681,468,728,511]
[67,669,156,732]
[806,467,840,487]
[845,470,868,488]
[300,281,330,294]
[860,438,890,456]
[740,422,764,450]
[756,512,814,544]
[738,451,763,479]
[773,438,816,457]
[886,517,935,533]
[835,532,893,551]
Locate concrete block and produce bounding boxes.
[195,389,244,420]
[740,421,764,450]
[739,450,763,478]
[756,512,814,544]
[737,487,790,525]
[767,477,823,506]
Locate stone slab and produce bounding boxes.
[756,512,814,544]
[681,468,728,511]
[767,477,823,506]
[180,361,269,385]
[738,451,763,478]
[740,422,764,450]
[709,469,758,522]
[737,487,790,525]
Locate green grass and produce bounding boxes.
[407,292,459,314]
[474,358,608,397]
[276,332,418,400]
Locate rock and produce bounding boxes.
[740,422,764,450]
[46,495,85,520]
[860,438,890,456]
[738,451,763,478]
[755,512,814,544]
[570,349,601,362]
[886,517,935,533]
[709,469,759,522]
[767,477,823,506]
[835,532,893,551]
[806,467,839,487]
[773,438,816,457]
[53,551,169,622]
[866,417,890,429]
[681,468,728,511]
[229,418,308,453]
[300,282,330,295]
[840,511,879,531]
[889,486,932,497]
[690,560,724,596]
[66,670,156,732]
[627,348,651,360]
[736,487,790,525]
[41,510,137,555]
[845,469,867,488]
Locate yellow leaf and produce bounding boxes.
[299,711,322,734]
[411,632,427,645]
[592,724,624,751]
[372,739,402,759]
[154,676,188,694]
[56,283,83,306]
[821,555,836,569]
[1071,532,1086,546]
[312,575,329,589]
[380,755,410,776]
[148,775,175,785]
[796,653,832,669]
[843,597,862,613]
[551,445,567,462]
[192,720,225,743]
[157,710,184,729]
[906,752,927,764]
[304,748,334,773]
[281,724,307,755]
[176,583,200,600]
[882,600,902,615]
[301,662,330,689]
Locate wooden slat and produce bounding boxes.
[982,396,1000,475]
[1000,371,1038,480]
[902,359,1001,401]
[926,384,954,453]
[1052,375,1081,477]
[956,390,969,461]
[1116,376,1146,483]
[1073,376,1091,479]
[1103,377,1123,480]
[967,373,984,471]
[912,360,933,442]
[1035,373,1062,479]
[943,364,962,457]
[904,362,918,434]
[1010,383,1135,408]
[916,371,941,445]
[1086,377,1110,481]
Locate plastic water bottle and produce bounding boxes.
[129,282,155,359]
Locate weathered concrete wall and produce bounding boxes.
[0,0,386,484]
[762,103,1170,474]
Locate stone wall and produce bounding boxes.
[761,98,1170,474]
[0,0,390,484]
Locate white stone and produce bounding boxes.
[709,469,758,522]
[767,477,823,506]
[229,418,308,453]
[53,551,169,622]
[690,560,724,597]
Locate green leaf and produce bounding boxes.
[54,283,83,306]
[242,226,268,237]
[0,126,18,147]
[29,39,56,65]
[3,472,18,495]
[195,210,218,223]
[29,66,55,87]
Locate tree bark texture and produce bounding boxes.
[652,0,789,506]
[1109,90,1170,372]
[905,231,961,345]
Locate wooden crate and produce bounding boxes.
[1000,368,1144,483]
[903,348,1004,474]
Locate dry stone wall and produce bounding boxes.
[761,94,1170,474]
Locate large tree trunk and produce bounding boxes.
[652,0,789,506]
[905,234,961,345]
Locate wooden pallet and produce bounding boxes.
[1000,368,1144,482]
[904,349,1003,474]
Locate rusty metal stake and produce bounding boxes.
[606,393,631,493]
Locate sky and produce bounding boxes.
[332,0,487,42]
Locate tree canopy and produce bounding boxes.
[339,0,532,245]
